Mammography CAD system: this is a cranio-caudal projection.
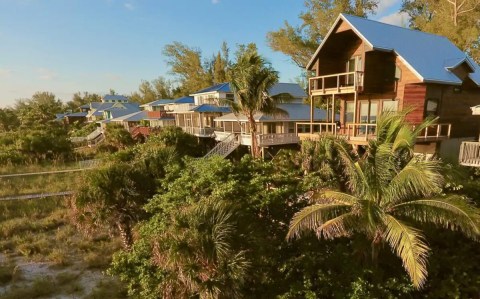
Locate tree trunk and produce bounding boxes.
[117,219,133,250]
[248,113,259,158]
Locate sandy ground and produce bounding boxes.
[0,254,112,298]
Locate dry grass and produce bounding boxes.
[0,197,126,298]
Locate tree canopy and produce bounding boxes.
[267,0,378,68]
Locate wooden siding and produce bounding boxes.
[363,51,396,94]
[435,84,480,138]
[403,84,427,124]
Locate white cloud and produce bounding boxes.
[124,2,134,10]
[0,69,12,78]
[212,0,220,4]
[379,11,410,27]
[377,0,401,14]
[36,68,56,80]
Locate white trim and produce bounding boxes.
[395,52,424,82]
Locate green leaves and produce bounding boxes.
[288,111,480,289]
[382,215,429,289]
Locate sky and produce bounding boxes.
[0,0,405,108]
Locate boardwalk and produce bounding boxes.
[0,191,74,201]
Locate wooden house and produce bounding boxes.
[214,83,328,147]
[301,14,480,156]
[170,84,232,138]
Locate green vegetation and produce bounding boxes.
[288,112,480,288]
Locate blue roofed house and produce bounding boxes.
[302,13,480,159]
[169,84,233,137]
[213,83,330,148]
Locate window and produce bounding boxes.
[383,100,398,112]
[395,66,402,81]
[266,123,276,134]
[345,102,354,123]
[425,98,439,116]
[288,122,295,133]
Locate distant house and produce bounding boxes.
[102,95,129,103]
[213,83,328,148]
[55,111,88,124]
[140,99,175,112]
[301,13,480,157]
[170,84,232,138]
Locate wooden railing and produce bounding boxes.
[346,123,377,142]
[414,123,451,140]
[257,133,299,146]
[297,122,451,143]
[181,127,222,137]
[296,122,338,135]
[309,71,363,95]
[459,141,480,167]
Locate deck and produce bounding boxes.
[309,71,363,96]
[214,131,299,147]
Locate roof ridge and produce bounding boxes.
[341,13,451,40]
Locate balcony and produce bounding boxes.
[214,131,299,147]
[309,71,364,96]
[297,122,451,145]
[180,127,220,137]
[459,141,480,167]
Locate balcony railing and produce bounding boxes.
[214,131,300,146]
[309,71,364,95]
[180,127,221,137]
[297,122,451,144]
[414,123,451,140]
[257,133,299,146]
[459,141,480,167]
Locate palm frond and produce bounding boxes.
[383,157,443,206]
[316,212,359,239]
[382,214,430,289]
[321,190,361,205]
[287,204,352,240]
[391,196,480,240]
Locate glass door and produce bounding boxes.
[359,101,377,135]
[346,56,362,86]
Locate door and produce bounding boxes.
[346,56,362,85]
[359,101,378,135]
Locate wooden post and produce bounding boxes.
[332,94,335,134]
[353,92,358,137]
[310,96,314,134]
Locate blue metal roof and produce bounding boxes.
[190,104,231,113]
[173,96,194,104]
[67,112,88,117]
[308,14,480,86]
[142,99,174,106]
[111,111,147,122]
[191,83,231,95]
[215,103,328,122]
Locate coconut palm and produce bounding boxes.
[226,47,285,158]
[287,111,480,289]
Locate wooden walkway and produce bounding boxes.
[0,191,74,201]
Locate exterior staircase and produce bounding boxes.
[204,133,240,158]
[86,127,105,147]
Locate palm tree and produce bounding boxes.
[152,199,249,299]
[287,111,480,289]
[226,47,285,158]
